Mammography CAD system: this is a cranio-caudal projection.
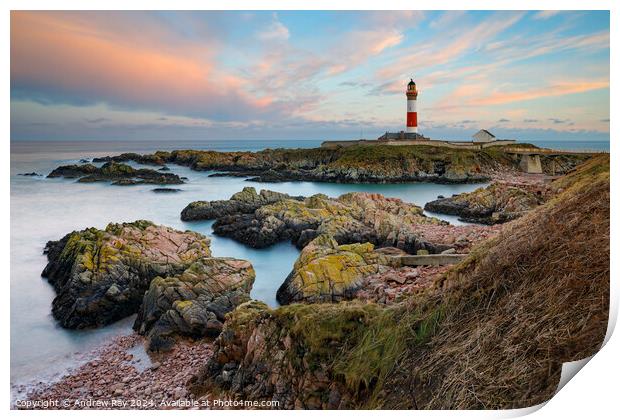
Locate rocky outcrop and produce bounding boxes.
[424,182,550,224]
[208,191,449,254]
[93,145,592,184]
[41,221,212,328]
[276,235,396,304]
[180,187,302,221]
[92,152,169,166]
[276,235,452,305]
[134,257,255,351]
[190,300,384,409]
[47,162,183,185]
[152,188,182,193]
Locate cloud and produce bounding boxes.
[11,11,280,122]
[468,80,609,106]
[486,30,609,64]
[497,118,511,123]
[378,12,525,81]
[533,11,561,20]
[257,14,290,41]
[548,118,570,124]
[524,119,539,123]
[365,10,425,29]
[324,29,403,76]
[429,11,466,29]
[84,118,110,123]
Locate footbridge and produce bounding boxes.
[503,147,606,174]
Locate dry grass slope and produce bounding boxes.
[379,155,610,409]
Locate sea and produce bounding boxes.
[9,138,610,397]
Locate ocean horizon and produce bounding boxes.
[11,138,612,155]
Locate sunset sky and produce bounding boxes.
[10,10,610,142]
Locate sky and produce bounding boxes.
[10,10,610,142]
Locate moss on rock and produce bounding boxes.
[135,257,255,351]
[42,220,212,329]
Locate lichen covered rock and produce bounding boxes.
[207,191,449,254]
[424,182,550,224]
[134,257,255,351]
[42,220,212,328]
[276,235,402,304]
[180,187,302,221]
[190,300,389,409]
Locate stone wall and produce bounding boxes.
[320,139,516,150]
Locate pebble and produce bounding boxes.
[20,333,213,410]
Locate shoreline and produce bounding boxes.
[15,333,214,410]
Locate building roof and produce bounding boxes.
[475,129,496,138]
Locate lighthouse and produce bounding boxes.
[406,79,418,134]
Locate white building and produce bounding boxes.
[472,129,496,143]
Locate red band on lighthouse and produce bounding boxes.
[407,112,417,128]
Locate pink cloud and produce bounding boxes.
[11,12,276,120]
[469,80,609,106]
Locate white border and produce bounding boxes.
[3,1,616,419]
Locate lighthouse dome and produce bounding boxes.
[407,79,416,89]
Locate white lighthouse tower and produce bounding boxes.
[406,79,418,134]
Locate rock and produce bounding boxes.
[274,235,436,305]
[424,182,550,225]
[205,190,449,255]
[18,172,42,176]
[416,249,429,255]
[180,187,302,221]
[189,300,382,409]
[276,234,393,304]
[41,220,212,329]
[173,388,186,399]
[158,166,171,171]
[152,188,182,193]
[440,248,456,255]
[93,152,169,166]
[134,257,255,351]
[47,162,184,185]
